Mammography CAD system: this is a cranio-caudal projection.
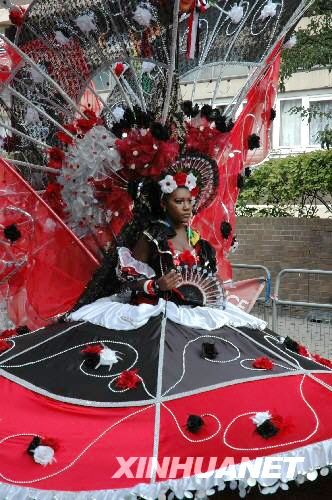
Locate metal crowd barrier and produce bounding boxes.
[231,265,332,357]
[272,268,332,332]
[232,263,271,304]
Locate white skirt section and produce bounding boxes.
[68,297,267,331]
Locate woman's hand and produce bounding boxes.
[156,270,181,291]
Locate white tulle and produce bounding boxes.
[68,297,267,331]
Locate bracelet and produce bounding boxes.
[143,279,157,296]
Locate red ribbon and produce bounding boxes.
[186,0,208,59]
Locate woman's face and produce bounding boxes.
[163,187,194,226]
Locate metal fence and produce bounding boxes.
[232,265,332,359]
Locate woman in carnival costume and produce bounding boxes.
[1,131,332,500]
[0,1,332,499]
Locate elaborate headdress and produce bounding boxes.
[0,0,312,259]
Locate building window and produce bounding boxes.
[309,100,332,145]
[279,99,302,146]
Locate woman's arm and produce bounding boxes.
[130,237,180,292]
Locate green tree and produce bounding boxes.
[237,150,332,217]
[280,0,332,90]
[279,1,332,144]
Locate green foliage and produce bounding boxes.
[316,127,332,149]
[237,150,332,217]
[280,3,332,91]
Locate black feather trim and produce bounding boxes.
[226,119,234,132]
[237,174,245,189]
[256,419,279,439]
[16,326,30,335]
[127,180,141,201]
[214,115,228,133]
[200,104,214,121]
[186,415,204,433]
[111,108,136,138]
[201,342,218,360]
[181,100,200,118]
[270,108,276,121]
[4,224,21,242]
[150,122,171,141]
[248,133,260,150]
[133,106,153,129]
[283,336,300,353]
[27,436,41,455]
[220,221,232,239]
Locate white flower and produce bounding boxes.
[25,107,40,125]
[142,61,156,74]
[159,175,177,194]
[259,1,278,21]
[33,445,55,466]
[185,172,197,191]
[54,31,70,45]
[112,106,125,123]
[284,35,297,49]
[96,347,122,371]
[228,4,244,24]
[75,13,96,33]
[251,411,272,426]
[133,4,153,27]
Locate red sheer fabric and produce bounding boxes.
[0,160,98,329]
[194,42,282,281]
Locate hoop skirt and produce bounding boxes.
[1,298,332,499]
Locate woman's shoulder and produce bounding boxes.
[143,220,176,240]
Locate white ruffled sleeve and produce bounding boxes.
[116,247,155,281]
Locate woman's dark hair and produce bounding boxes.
[71,178,165,311]
[119,178,164,249]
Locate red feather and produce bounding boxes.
[252,356,274,370]
[116,369,140,389]
[81,344,103,355]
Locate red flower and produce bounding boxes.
[46,182,62,195]
[81,345,103,355]
[174,172,187,187]
[185,123,228,159]
[48,147,65,169]
[76,118,96,133]
[252,356,274,370]
[114,62,125,77]
[0,340,11,353]
[116,129,179,177]
[64,123,77,134]
[0,329,17,339]
[191,186,199,198]
[313,354,332,369]
[178,249,196,267]
[116,369,140,389]
[56,131,73,145]
[9,7,26,26]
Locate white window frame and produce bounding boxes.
[273,92,332,153]
[305,94,332,146]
